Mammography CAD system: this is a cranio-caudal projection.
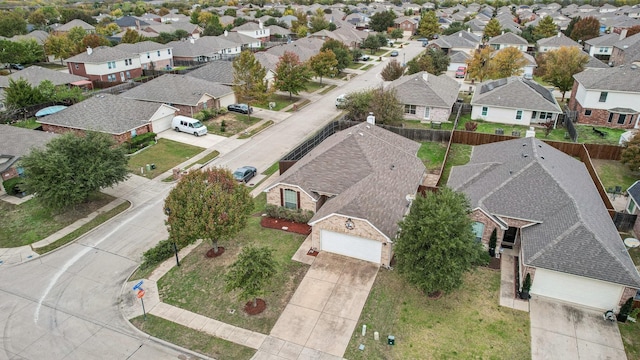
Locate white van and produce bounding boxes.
[171,115,208,136]
[335,94,347,108]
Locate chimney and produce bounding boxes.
[87,47,92,55]
[135,20,140,31]
[422,72,429,82]
[557,32,561,37]
[224,30,228,37]
[459,32,462,37]
[620,29,628,40]
[259,21,263,29]
[501,30,504,35]
[189,37,194,44]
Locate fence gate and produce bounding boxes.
[613,212,637,232]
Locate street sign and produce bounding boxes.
[137,289,145,299]
[132,280,143,291]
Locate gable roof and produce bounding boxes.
[120,74,233,106]
[537,33,580,47]
[66,46,133,63]
[0,66,88,88]
[471,77,561,113]
[186,61,235,85]
[0,125,58,173]
[573,66,640,92]
[37,94,167,135]
[448,137,640,288]
[56,19,95,32]
[267,124,425,239]
[628,180,640,207]
[116,41,171,54]
[388,71,460,108]
[488,32,529,45]
[449,50,471,63]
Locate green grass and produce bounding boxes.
[628,246,640,268]
[12,118,40,129]
[254,94,298,111]
[33,62,66,70]
[319,84,337,95]
[238,120,274,139]
[574,125,626,145]
[152,194,308,334]
[184,151,220,170]
[262,162,280,176]
[344,268,530,359]
[418,142,447,171]
[34,201,130,254]
[206,113,261,136]
[127,139,204,179]
[362,64,374,71]
[286,99,311,112]
[620,304,640,360]
[0,192,115,248]
[348,62,365,69]
[533,75,551,87]
[131,315,256,360]
[440,143,472,186]
[592,159,638,192]
[304,80,325,93]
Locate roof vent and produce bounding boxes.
[541,156,545,159]
[523,154,528,158]
[390,164,395,170]
[522,143,527,146]
[358,132,364,136]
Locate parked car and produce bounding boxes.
[335,94,347,108]
[455,66,467,79]
[10,64,24,70]
[523,73,533,80]
[360,55,370,61]
[390,50,399,57]
[227,104,253,114]
[233,166,257,183]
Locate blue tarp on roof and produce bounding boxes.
[35,105,67,117]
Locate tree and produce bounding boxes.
[321,39,351,72]
[97,23,121,36]
[394,187,484,294]
[308,49,338,84]
[418,11,440,39]
[538,46,588,100]
[44,34,73,65]
[343,87,402,125]
[20,132,129,211]
[0,11,27,37]
[233,50,270,114]
[225,246,278,309]
[534,16,558,39]
[28,9,48,29]
[466,47,494,82]
[67,26,88,54]
[390,28,404,40]
[621,134,640,171]
[369,10,396,32]
[224,8,237,17]
[0,40,20,67]
[362,35,381,55]
[17,39,46,64]
[203,15,224,36]
[570,16,600,42]
[381,59,404,81]
[164,168,253,252]
[406,48,450,75]
[274,51,312,99]
[484,18,502,39]
[83,34,112,48]
[564,16,579,38]
[489,47,527,78]
[626,25,640,37]
[4,78,43,108]
[442,21,469,35]
[309,8,329,33]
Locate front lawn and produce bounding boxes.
[592,159,638,192]
[127,139,204,179]
[418,142,447,172]
[344,268,531,359]
[204,113,261,136]
[620,319,640,360]
[11,118,40,129]
[0,192,115,248]
[253,94,298,111]
[304,80,325,93]
[153,194,308,334]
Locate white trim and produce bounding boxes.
[310,213,390,242]
[263,182,318,203]
[473,207,509,230]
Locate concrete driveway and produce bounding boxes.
[530,296,627,360]
[157,128,229,148]
[267,252,379,358]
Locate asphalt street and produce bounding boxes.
[0,40,425,360]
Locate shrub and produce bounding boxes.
[3,177,24,195]
[124,132,156,153]
[380,59,404,81]
[522,273,532,292]
[465,121,477,131]
[489,228,497,249]
[265,204,314,223]
[140,239,175,270]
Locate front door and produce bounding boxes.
[120,72,125,82]
[502,227,518,249]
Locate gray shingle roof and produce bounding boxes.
[0,66,88,88]
[627,180,640,206]
[537,33,580,47]
[388,71,460,108]
[0,125,58,172]
[268,124,425,239]
[585,55,610,68]
[585,32,625,47]
[66,46,134,63]
[56,19,95,32]
[573,66,640,92]
[167,37,237,58]
[120,74,233,106]
[449,50,470,63]
[471,77,561,113]
[37,94,164,135]
[116,41,171,54]
[448,137,640,287]
[488,32,529,45]
[187,61,235,85]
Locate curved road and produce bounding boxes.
[0,40,425,360]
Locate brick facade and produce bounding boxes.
[172,98,219,118]
[266,184,317,212]
[470,209,504,249]
[403,106,451,123]
[569,80,638,129]
[521,265,536,289]
[40,123,152,144]
[619,286,638,307]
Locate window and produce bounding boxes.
[424,107,430,119]
[584,109,592,116]
[157,50,161,56]
[515,110,523,120]
[74,63,79,69]
[168,49,171,55]
[599,92,608,102]
[404,104,416,114]
[126,71,131,79]
[630,115,635,125]
[283,189,298,210]
[472,222,485,242]
[628,200,636,214]
[147,52,150,59]
[618,114,626,124]
[481,106,488,116]
[608,113,614,123]
[107,61,115,69]
[107,74,116,82]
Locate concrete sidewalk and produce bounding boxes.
[499,248,530,312]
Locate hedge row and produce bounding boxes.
[265,204,314,224]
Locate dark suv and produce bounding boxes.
[227,104,253,114]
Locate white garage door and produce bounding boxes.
[151,114,173,133]
[320,230,381,264]
[531,269,623,310]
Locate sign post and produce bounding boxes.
[137,289,146,320]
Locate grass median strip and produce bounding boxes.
[34,201,131,254]
[238,120,274,139]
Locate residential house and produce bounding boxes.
[610,31,640,65]
[187,61,235,85]
[448,137,640,310]
[168,37,240,63]
[568,66,640,129]
[120,74,234,119]
[394,16,419,36]
[66,46,142,83]
[0,125,58,192]
[471,77,562,126]
[116,41,173,70]
[114,16,149,30]
[264,123,425,266]
[37,94,177,143]
[447,50,470,72]
[488,32,529,51]
[0,66,88,89]
[54,19,96,34]
[584,31,628,61]
[232,21,270,42]
[387,71,460,123]
[537,32,581,53]
[428,30,481,56]
[144,22,202,39]
[625,181,640,239]
[220,30,262,49]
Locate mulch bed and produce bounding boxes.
[488,257,501,270]
[205,247,225,258]
[260,217,311,235]
[244,299,266,315]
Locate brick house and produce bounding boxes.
[37,94,177,144]
[568,66,640,129]
[394,16,419,35]
[264,124,426,267]
[609,32,640,66]
[66,46,143,83]
[448,137,640,310]
[116,41,174,71]
[626,180,640,237]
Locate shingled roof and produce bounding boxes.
[573,66,640,92]
[0,66,88,88]
[120,74,233,106]
[187,61,235,85]
[387,71,460,108]
[471,77,561,113]
[66,46,133,63]
[0,125,58,173]
[448,137,640,288]
[267,124,425,240]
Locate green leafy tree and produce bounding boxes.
[224,8,237,17]
[520,25,537,43]
[381,59,404,81]
[67,26,88,54]
[443,22,469,35]
[41,6,60,24]
[390,28,404,40]
[18,39,45,64]
[538,46,588,100]
[309,8,329,33]
[369,86,403,126]
[321,39,351,71]
[28,9,48,29]
[233,17,248,28]
[120,29,145,44]
[296,25,308,38]
[20,132,129,211]
[369,10,396,32]
[0,11,27,37]
[343,90,373,122]
[564,16,579,38]
[308,49,338,84]
[418,11,440,39]
[97,23,121,36]
[394,187,484,294]
[165,168,253,252]
[44,34,73,65]
[484,18,502,39]
[570,16,600,42]
[0,40,20,67]
[203,15,225,36]
[406,48,450,75]
[466,47,494,82]
[534,16,558,39]
[274,51,312,99]
[621,134,640,171]
[233,50,270,115]
[4,78,44,108]
[489,47,527,78]
[59,9,96,25]
[362,35,381,54]
[289,10,307,35]
[225,246,278,308]
[83,34,112,48]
